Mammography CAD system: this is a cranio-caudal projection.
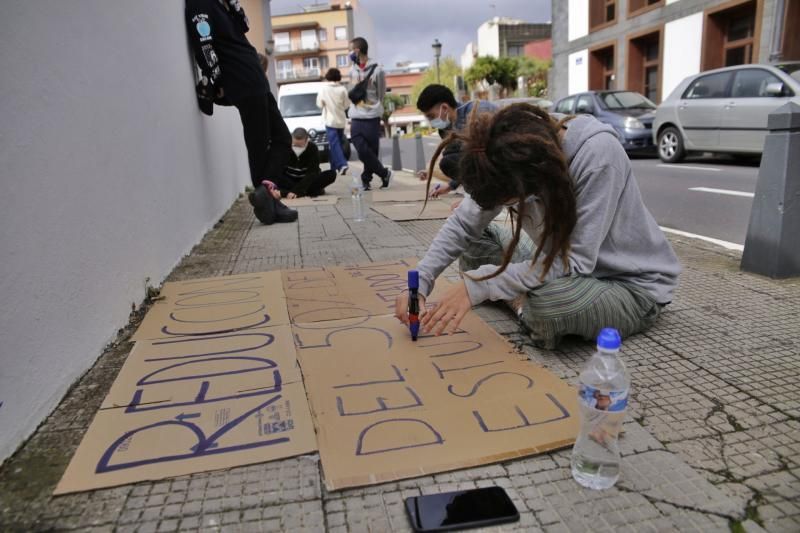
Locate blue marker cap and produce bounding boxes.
[408,270,419,289]
[597,327,621,350]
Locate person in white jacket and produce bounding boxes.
[316,68,350,174]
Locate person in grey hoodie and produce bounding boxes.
[348,37,392,190]
[395,103,681,349]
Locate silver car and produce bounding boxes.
[653,62,800,163]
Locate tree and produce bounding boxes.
[516,56,551,97]
[382,93,406,136]
[409,57,463,109]
[464,56,519,98]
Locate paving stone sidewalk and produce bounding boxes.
[1,169,798,533]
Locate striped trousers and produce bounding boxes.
[459,224,663,349]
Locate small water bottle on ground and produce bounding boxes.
[571,327,629,490]
[350,175,366,222]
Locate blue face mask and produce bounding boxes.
[349,51,359,63]
[430,105,451,130]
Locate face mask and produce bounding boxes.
[430,105,451,130]
[349,51,359,63]
[292,145,306,156]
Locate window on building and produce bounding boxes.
[274,32,290,53]
[682,71,733,99]
[301,29,318,50]
[702,1,757,70]
[319,28,327,42]
[277,59,293,80]
[589,44,615,90]
[730,68,785,97]
[334,26,347,41]
[627,30,661,102]
[589,0,616,31]
[507,44,524,57]
[628,0,663,17]
[336,54,349,67]
[303,57,320,73]
[319,55,329,71]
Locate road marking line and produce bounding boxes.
[658,164,721,172]
[660,226,744,251]
[689,187,754,198]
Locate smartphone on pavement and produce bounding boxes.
[404,486,519,532]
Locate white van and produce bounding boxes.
[277,81,351,162]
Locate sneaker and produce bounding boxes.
[274,200,298,223]
[249,185,276,225]
[362,180,372,191]
[380,169,393,189]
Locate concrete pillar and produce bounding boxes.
[414,133,426,173]
[741,102,800,278]
[392,134,403,170]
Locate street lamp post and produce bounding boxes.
[432,39,442,84]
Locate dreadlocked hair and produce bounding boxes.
[422,103,576,282]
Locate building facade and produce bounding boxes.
[477,17,552,58]
[551,0,800,103]
[270,0,374,86]
[385,64,428,132]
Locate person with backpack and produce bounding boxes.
[185,0,297,225]
[317,68,350,176]
[347,37,392,191]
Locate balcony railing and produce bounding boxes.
[273,40,321,56]
[276,67,323,82]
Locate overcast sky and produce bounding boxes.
[269,0,552,67]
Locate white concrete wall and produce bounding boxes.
[568,49,590,95]
[477,20,500,57]
[568,0,588,42]
[662,13,704,99]
[461,42,476,70]
[0,1,251,462]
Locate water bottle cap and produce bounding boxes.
[597,327,621,350]
[408,270,419,289]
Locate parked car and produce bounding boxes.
[277,81,352,163]
[552,91,657,155]
[653,62,800,163]
[494,96,553,110]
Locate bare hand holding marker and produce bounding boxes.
[417,170,428,181]
[394,290,426,326]
[421,281,471,336]
[429,183,452,198]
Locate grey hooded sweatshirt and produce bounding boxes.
[416,114,681,305]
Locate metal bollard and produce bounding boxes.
[741,102,800,278]
[391,134,402,171]
[414,133,426,173]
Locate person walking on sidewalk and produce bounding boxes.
[415,84,496,199]
[317,68,350,175]
[347,37,392,191]
[395,104,681,349]
[271,128,337,199]
[185,0,296,225]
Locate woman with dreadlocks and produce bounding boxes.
[395,103,681,349]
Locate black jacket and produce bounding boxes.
[276,143,322,197]
[185,0,268,104]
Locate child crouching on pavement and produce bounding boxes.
[270,128,337,199]
[395,103,682,349]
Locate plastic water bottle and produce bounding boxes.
[350,175,366,222]
[571,327,629,489]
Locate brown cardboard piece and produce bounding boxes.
[133,272,290,341]
[293,313,579,490]
[370,190,429,202]
[370,200,454,221]
[282,196,338,207]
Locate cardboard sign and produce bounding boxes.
[293,313,579,490]
[371,190,430,202]
[133,273,290,341]
[282,196,338,207]
[371,200,454,221]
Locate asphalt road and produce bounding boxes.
[378,136,760,246]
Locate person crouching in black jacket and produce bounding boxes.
[273,128,337,199]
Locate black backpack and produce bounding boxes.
[348,64,378,105]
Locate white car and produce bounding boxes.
[277,81,351,162]
[653,62,800,163]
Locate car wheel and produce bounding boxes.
[658,127,686,163]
